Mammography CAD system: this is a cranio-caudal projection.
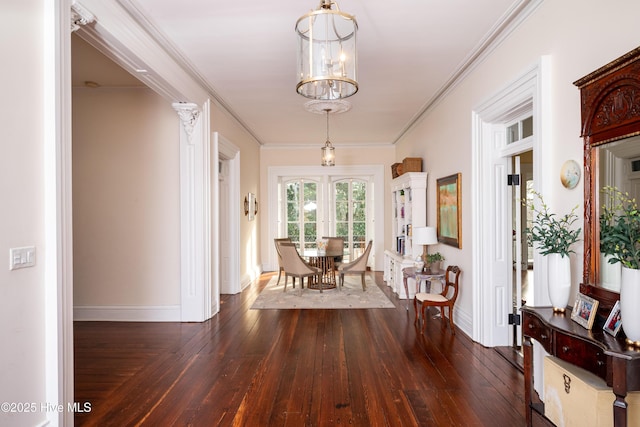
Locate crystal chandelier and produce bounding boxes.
[295,0,358,100]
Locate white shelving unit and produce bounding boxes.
[384,172,428,298]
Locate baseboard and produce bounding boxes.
[74,305,181,321]
[455,306,473,337]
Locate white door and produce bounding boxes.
[490,141,512,346]
[219,160,231,294]
[510,155,523,347]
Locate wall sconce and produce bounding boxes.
[244,193,258,221]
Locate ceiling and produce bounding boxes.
[72,0,530,147]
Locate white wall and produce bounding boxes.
[395,0,640,335]
[72,88,181,315]
[0,2,48,426]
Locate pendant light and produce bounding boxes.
[321,108,335,166]
[296,0,358,100]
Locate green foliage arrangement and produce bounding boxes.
[525,191,581,257]
[600,186,640,269]
[426,252,444,263]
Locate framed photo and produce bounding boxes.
[244,192,258,221]
[436,173,462,248]
[571,293,599,330]
[603,300,622,336]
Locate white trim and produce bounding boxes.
[266,165,385,272]
[74,0,209,105]
[74,305,181,321]
[175,101,213,322]
[47,1,74,425]
[217,133,242,294]
[471,57,548,347]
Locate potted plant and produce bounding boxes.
[426,252,444,272]
[599,186,640,345]
[525,191,581,312]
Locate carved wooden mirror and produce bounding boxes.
[575,46,640,312]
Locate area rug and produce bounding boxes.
[251,274,395,309]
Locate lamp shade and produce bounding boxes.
[295,0,358,100]
[413,226,438,245]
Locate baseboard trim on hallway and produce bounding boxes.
[74,305,181,321]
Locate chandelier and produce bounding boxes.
[321,108,335,166]
[295,0,358,100]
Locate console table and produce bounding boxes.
[522,306,640,427]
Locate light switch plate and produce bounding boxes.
[9,246,36,270]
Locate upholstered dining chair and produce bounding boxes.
[337,240,372,291]
[274,237,292,286]
[414,265,461,334]
[278,243,321,292]
[322,236,344,264]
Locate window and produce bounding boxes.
[506,115,533,145]
[334,179,368,260]
[280,176,370,261]
[285,179,318,250]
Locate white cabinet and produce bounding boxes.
[384,172,428,298]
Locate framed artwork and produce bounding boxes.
[244,193,258,221]
[571,293,599,330]
[603,300,622,336]
[436,173,462,248]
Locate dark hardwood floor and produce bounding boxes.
[74,272,526,426]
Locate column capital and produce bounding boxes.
[71,3,95,32]
[172,103,201,143]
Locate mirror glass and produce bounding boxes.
[596,135,640,291]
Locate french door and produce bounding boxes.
[333,179,368,261]
[281,177,371,262]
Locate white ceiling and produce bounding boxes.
[72,0,530,147]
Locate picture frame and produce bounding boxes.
[571,293,599,330]
[244,192,258,221]
[603,300,622,336]
[436,173,462,248]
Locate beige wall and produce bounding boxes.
[395,0,640,317]
[211,103,262,284]
[0,1,47,425]
[259,145,396,271]
[72,88,181,307]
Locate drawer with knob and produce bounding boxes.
[555,332,607,380]
[523,311,552,352]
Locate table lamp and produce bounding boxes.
[413,226,438,272]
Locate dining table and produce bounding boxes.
[302,248,345,291]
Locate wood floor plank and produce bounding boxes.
[74,272,526,426]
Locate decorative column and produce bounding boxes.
[173,102,212,322]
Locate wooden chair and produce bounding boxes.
[274,237,291,286]
[337,240,372,291]
[414,265,461,334]
[278,243,321,292]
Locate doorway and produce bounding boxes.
[471,57,548,348]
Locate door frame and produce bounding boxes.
[217,133,241,295]
[471,58,549,347]
[51,1,216,422]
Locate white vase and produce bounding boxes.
[620,266,640,345]
[600,253,621,292]
[547,253,571,312]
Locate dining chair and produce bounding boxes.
[337,240,372,291]
[414,265,461,334]
[274,237,292,286]
[278,243,321,292]
[322,236,344,263]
